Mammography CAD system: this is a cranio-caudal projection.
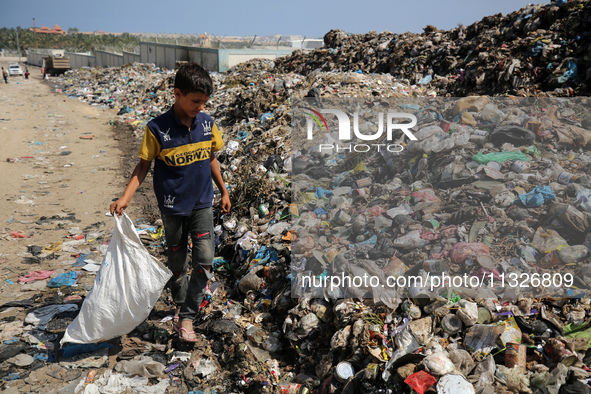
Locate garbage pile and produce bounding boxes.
[275,0,591,96]
[287,95,591,394]
[54,63,176,137]
[2,1,591,393]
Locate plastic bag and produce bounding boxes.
[514,185,556,208]
[61,213,172,344]
[558,60,578,83]
[404,370,436,394]
[472,151,530,164]
[437,374,475,394]
[418,74,432,85]
[450,242,490,264]
[473,355,496,391]
[456,300,479,327]
[489,126,536,147]
[576,189,591,212]
[47,271,78,288]
[448,349,475,377]
[75,370,170,394]
[392,230,429,250]
[531,227,568,254]
[421,352,456,376]
[115,355,165,378]
[495,365,530,393]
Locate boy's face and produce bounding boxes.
[174,88,209,119]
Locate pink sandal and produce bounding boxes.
[173,324,198,343]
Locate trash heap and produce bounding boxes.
[275,0,591,96]
[2,1,591,393]
[286,95,591,394]
[54,63,176,137]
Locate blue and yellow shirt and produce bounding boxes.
[138,107,224,216]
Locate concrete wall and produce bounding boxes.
[66,52,96,69]
[139,42,293,72]
[140,42,219,71]
[140,42,189,70]
[2,50,22,57]
[26,43,296,73]
[222,49,293,71]
[291,39,324,50]
[187,47,219,71]
[95,50,123,67]
[123,51,140,64]
[26,51,46,67]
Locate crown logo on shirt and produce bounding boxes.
[160,128,171,142]
[163,195,175,208]
[203,120,212,135]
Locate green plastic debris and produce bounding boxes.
[472,151,530,164]
[564,321,591,350]
[524,145,540,157]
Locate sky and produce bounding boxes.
[2,0,546,38]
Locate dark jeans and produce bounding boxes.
[162,207,214,321]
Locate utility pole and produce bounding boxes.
[16,29,20,63]
[33,18,38,49]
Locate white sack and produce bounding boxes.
[61,213,172,344]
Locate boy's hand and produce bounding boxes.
[220,194,231,214]
[110,197,130,217]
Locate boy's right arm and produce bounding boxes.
[110,158,152,216]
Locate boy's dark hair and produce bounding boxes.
[174,63,213,96]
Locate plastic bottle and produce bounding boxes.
[550,163,566,181]
[415,154,428,180]
[514,173,539,182]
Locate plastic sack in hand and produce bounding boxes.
[61,213,172,344]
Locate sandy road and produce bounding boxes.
[0,57,144,304]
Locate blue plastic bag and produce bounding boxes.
[558,60,577,83]
[47,272,77,288]
[514,185,556,208]
[418,75,433,85]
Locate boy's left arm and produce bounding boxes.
[210,155,231,213]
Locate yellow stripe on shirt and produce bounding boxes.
[159,140,212,166]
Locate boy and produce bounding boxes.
[110,63,231,342]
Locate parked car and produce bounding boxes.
[8,64,23,76]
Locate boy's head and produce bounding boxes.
[174,63,213,96]
[173,63,213,120]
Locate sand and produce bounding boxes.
[0,57,150,305]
